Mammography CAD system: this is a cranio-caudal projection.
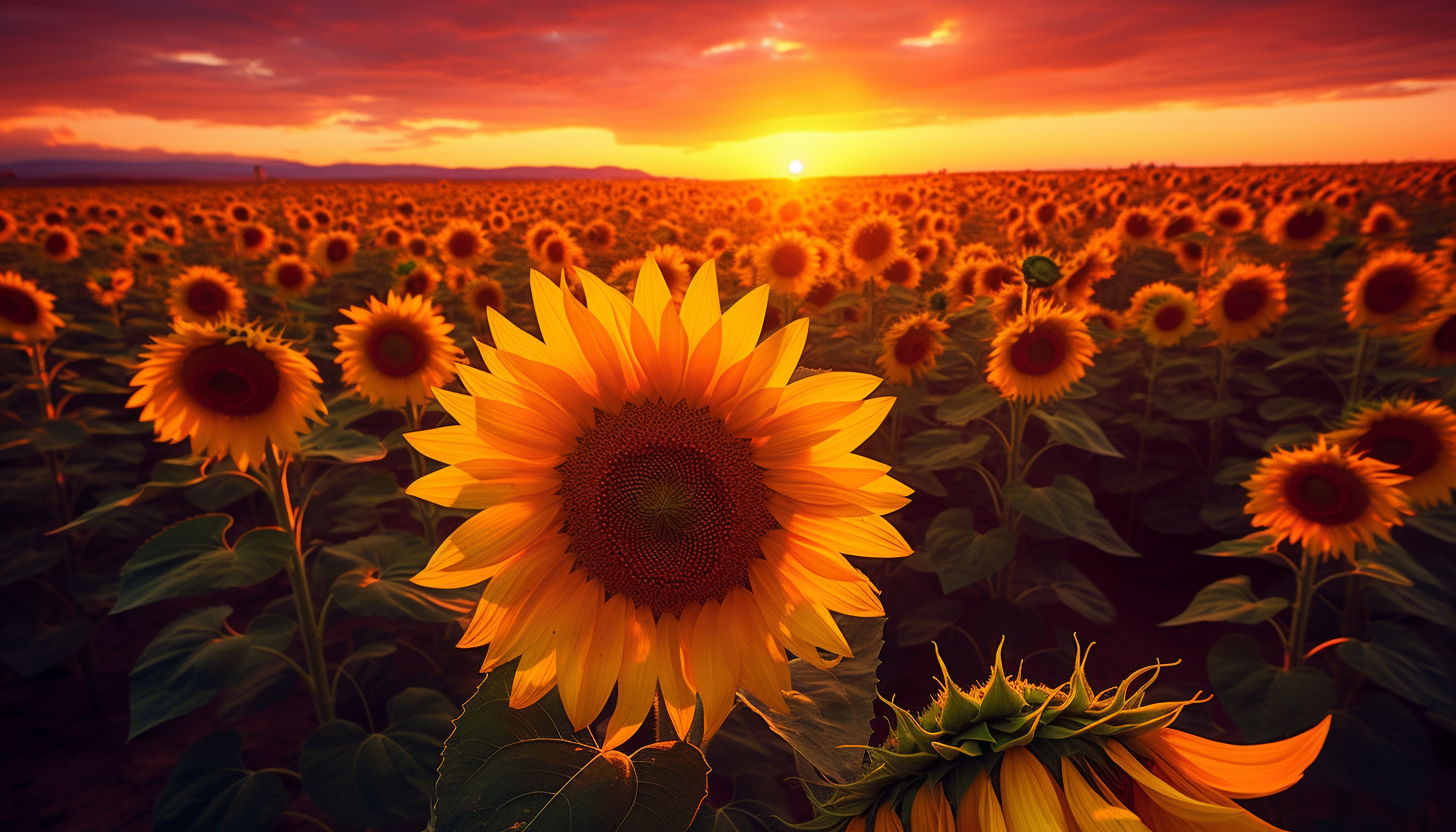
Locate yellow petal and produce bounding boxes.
[529,270,597,393]
[958,769,1008,832]
[716,284,769,378]
[406,464,557,509]
[689,598,739,741]
[1061,758,1152,831]
[681,260,722,348]
[1105,741,1247,825]
[405,424,494,466]
[553,578,604,729]
[656,611,698,740]
[1136,717,1331,800]
[999,747,1071,832]
[602,603,658,749]
[457,535,571,649]
[633,256,672,341]
[778,371,884,412]
[911,782,956,832]
[508,645,558,710]
[723,588,790,712]
[412,499,562,588]
[775,511,912,559]
[486,306,551,365]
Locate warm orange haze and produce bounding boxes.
[3,3,1456,832]
[0,0,1453,176]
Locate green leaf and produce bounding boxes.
[1338,621,1456,713]
[129,607,295,739]
[1195,532,1280,559]
[739,616,884,784]
[1030,405,1123,458]
[1351,560,1414,587]
[621,742,715,831]
[1207,633,1336,742]
[52,459,207,533]
[1406,504,1456,544]
[0,540,68,587]
[446,739,639,831]
[1257,396,1327,421]
[1314,693,1433,814]
[1159,576,1288,627]
[152,731,289,832]
[1004,475,1139,557]
[920,510,1016,593]
[113,515,293,614]
[0,618,93,678]
[901,430,989,472]
[324,532,475,621]
[1037,558,1116,623]
[30,418,88,452]
[688,803,776,832]
[935,383,1003,425]
[1369,582,1456,629]
[298,423,387,463]
[300,688,457,826]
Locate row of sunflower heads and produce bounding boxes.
[806,640,1331,832]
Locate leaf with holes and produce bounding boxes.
[113,514,293,614]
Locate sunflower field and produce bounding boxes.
[2,163,1455,832]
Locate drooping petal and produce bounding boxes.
[999,747,1071,832]
[1061,758,1152,832]
[958,769,1009,832]
[1105,741,1247,826]
[1133,717,1331,800]
[412,499,562,587]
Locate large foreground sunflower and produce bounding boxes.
[814,644,1331,832]
[1243,436,1411,562]
[0,271,64,343]
[128,322,325,470]
[1326,398,1456,509]
[405,259,912,747]
[986,301,1098,404]
[334,291,462,408]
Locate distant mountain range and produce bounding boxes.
[0,157,657,183]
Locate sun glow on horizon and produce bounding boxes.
[788,159,804,175]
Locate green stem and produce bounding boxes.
[1206,345,1231,475]
[865,275,877,338]
[1285,553,1321,670]
[405,405,437,549]
[265,455,336,724]
[1347,329,1372,408]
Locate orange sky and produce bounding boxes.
[1,1,1452,178]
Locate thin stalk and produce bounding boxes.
[1206,345,1231,475]
[1284,553,1321,670]
[1346,329,1372,408]
[405,404,437,549]
[865,276,878,338]
[264,455,336,724]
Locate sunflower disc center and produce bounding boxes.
[0,286,41,325]
[368,327,426,377]
[1011,325,1066,376]
[1285,463,1370,526]
[187,281,228,316]
[559,400,775,617]
[1363,267,1416,315]
[1221,280,1268,323]
[181,341,281,417]
[1153,304,1186,332]
[1356,418,1440,477]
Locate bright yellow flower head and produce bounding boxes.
[405,258,911,747]
[334,291,462,408]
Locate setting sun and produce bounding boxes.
[788,159,804,175]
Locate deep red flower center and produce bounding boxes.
[1123,213,1152,238]
[1361,265,1417,315]
[276,263,306,289]
[0,285,41,325]
[1284,208,1327,241]
[1433,316,1456,353]
[1216,208,1244,229]
[45,232,70,255]
[1153,303,1186,332]
[186,280,230,316]
[883,259,915,286]
[852,224,893,262]
[326,239,351,264]
[181,342,280,417]
[894,327,933,366]
[1355,417,1441,478]
[1221,280,1268,323]
[1284,463,1370,525]
[544,239,566,263]
[805,281,837,307]
[242,227,265,248]
[1010,323,1068,376]
[367,326,426,377]
[559,400,775,617]
[771,244,808,278]
[447,230,478,260]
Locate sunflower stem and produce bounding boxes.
[864,275,877,338]
[265,454,336,724]
[1346,328,1372,409]
[1206,344,1232,475]
[1285,552,1321,670]
[1126,346,1161,542]
[405,404,438,549]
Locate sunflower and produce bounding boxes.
[1360,202,1408,239]
[86,268,134,308]
[1114,207,1162,247]
[1126,282,1199,347]
[377,225,406,249]
[1202,264,1288,344]
[757,230,821,296]
[1326,399,1456,509]
[1053,232,1117,308]
[524,219,567,260]
[405,233,431,260]
[1243,436,1411,561]
[264,255,315,299]
[404,259,911,747]
[643,244,692,300]
[1403,299,1456,367]
[1205,199,1255,234]
[944,258,982,311]
[877,313,949,385]
[704,227,736,256]
[975,259,1022,299]
[127,322,325,470]
[237,223,274,256]
[986,301,1097,404]
[876,253,922,292]
[841,212,905,279]
[0,210,16,243]
[532,231,584,279]
[38,227,80,263]
[226,202,255,225]
[399,262,442,297]
[334,291,461,408]
[1343,249,1442,336]
[168,266,246,325]
[309,230,359,276]
[583,219,616,249]
[1264,201,1338,251]
[462,275,507,321]
[817,643,1332,832]
[436,219,492,270]
[0,272,63,343]
[488,211,511,233]
[1171,238,1206,274]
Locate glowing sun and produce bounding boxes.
[788,159,804,175]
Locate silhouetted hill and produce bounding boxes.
[0,157,657,183]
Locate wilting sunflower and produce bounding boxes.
[334,291,461,408]
[0,272,63,343]
[1342,249,1442,336]
[128,322,325,470]
[1327,399,1456,509]
[168,266,246,325]
[1263,201,1338,251]
[38,226,80,264]
[404,260,911,747]
[1244,436,1411,562]
[1202,264,1288,345]
[309,230,359,276]
[462,275,507,321]
[842,213,904,279]
[86,268,134,308]
[877,312,949,385]
[1126,282,1199,347]
[757,230,821,296]
[436,219,492,270]
[1403,299,1456,367]
[986,301,1098,404]
[810,643,1331,832]
[264,255,315,299]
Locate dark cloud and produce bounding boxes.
[0,0,1452,145]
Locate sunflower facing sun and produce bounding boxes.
[334,291,462,408]
[404,258,912,747]
[986,301,1098,404]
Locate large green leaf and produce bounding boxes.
[113,515,293,613]
[129,606,295,739]
[1312,693,1433,814]
[1031,558,1116,623]
[299,422,386,463]
[1207,633,1335,743]
[739,616,883,785]
[1004,475,1140,557]
[152,731,289,832]
[1030,405,1123,458]
[0,618,94,678]
[52,458,207,533]
[434,662,708,831]
[935,383,1003,425]
[1338,621,1456,714]
[300,687,456,826]
[324,531,474,621]
[1159,576,1288,627]
[900,430,989,472]
[920,509,1015,593]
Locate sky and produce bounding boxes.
[1,1,1453,179]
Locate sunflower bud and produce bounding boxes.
[1021,254,1062,288]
